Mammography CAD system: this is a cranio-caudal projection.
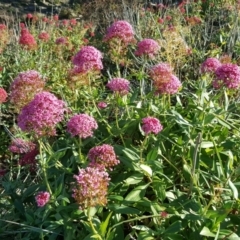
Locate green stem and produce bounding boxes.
[140,135,148,163]
[88,209,103,240]
[38,140,52,195]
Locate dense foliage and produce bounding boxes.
[0,0,240,239]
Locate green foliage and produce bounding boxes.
[1,1,240,239]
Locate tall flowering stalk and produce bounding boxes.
[67,113,98,162]
[104,20,135,76]
[107,77,131,144]
[69,46,103,87]
[68,46,104,116]
[140,117,163,162]
[134,39,160,97]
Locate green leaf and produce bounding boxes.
[139,164,152,177]
[124,174,143,185]
[122,148,140,161]
[146,148,158,161]
[108,195,124,201]
[99,211,113,237]
[216,118,231,129]
[108,205,141,214]
[132,225,152,231]
[204,113,215,125]
[170,110,192,127]
[200,227,216,237]
[125,183,149,202]
[228,179,238,199]
[14,199,25,216]
[201,141,214,148]
[163,220,182,234]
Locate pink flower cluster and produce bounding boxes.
[17,91,66,137]
[67,113,98,138]
[72,46,103,73]
[55,37,68,45]
[35,191,50,207]
[19,28,37,50]
[97,102,107,109]
[149,63,173,83]
[9,138,36,154]
[0,87,7,103]
[72,167,110,209]
[135,39,160,58]
[200,57,221,74]
[38,31,50,42]
[142,117,163,135]
[0,24,7,30]
[149,63,181,94]
[213,63,240,89]
[10,70,45,112]
[107,78,130,96]
[104,20,135,44]
[155,74,182,94]
[88,144,120,170]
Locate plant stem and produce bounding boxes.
[38,140,52,195]
[87,208,103,240]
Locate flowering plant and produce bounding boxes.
[1,1,240,239]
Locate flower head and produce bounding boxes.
[35,191,50,207]
[155,74,182,94]
[10,70,45,112]
[67,113,98,138]
[72,167,110,209]
[149,63,181,94]
[55,37,68,45]
[9,138,36,154]
[200,57,221,74]
[72,46,103,73]
[70,18,77,26]
[149,63,173,84]
[135,39,160,58]
[19,29,37,50]
[142,117,163,135]
[97,102,107,109]
[38,31,50,42]
[107,78,130,96]
[26,13,33,19]
[0,87,7,103]
[213,63,240,89]
[104,20,134,44]
[17,91,66,137]
[88,144,120,170]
